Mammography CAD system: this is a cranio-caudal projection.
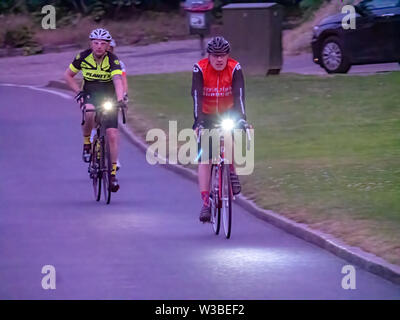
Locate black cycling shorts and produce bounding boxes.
[197,131,236,163]
[84,90,118,129]
[198,134,219,162]
[196,115,238,162]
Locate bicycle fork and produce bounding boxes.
[88,130,101,179]
[219,136,234,201]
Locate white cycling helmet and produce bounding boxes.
[89,28,112,41]
[110,39,116,47]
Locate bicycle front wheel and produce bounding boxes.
[210,165,221,235]
[221,164,232,239]
[91,140,101,201]
[101,137,112,204]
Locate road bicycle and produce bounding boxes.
[81,100,126,204]
[198,118,251,238]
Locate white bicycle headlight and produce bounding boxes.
[103,101,113,111]
[221,118,234,131]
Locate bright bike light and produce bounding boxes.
[103,101,113,111]
[221,118,234,131]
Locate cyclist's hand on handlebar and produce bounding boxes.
[238,119,254,130]
[75,90,86,105]
[193,121,204,136]
[237,118,250,130]
[117,100,127,110]
[123,93,129,104]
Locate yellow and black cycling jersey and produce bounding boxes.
[69,48,122,93]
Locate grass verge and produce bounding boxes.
[126,71,400,265]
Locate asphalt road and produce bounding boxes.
[0,84,399,299]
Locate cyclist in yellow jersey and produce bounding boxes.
[64,28,126,192]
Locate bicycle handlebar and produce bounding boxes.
[80,103,127,126]
[196,124,252,150]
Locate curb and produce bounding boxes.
[46,80,400,286]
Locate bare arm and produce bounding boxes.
[122,74,128,96]
[64,68,81,95]
[113,74,124,102]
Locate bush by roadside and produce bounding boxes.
[0,14,43,54]
[0,10,191,54]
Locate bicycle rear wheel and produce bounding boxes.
[101,137,112,204]
[221,164,232,239]
[210,165,221,235]
[91,139,101,201]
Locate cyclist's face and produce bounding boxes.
[91,40,109,57]
[209,53,229,71]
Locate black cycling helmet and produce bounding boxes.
[207,36,230,55]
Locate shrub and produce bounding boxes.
[4,25,35,47]
[3,24,42,55]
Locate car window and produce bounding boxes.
[359,0,399,10]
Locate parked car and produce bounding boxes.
[311,0,400,73]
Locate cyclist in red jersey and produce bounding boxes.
[192,36,248,222]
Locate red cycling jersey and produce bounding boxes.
[191,57,246,128]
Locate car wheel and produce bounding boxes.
[320,36,351,74]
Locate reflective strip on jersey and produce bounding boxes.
[239,87,245,115]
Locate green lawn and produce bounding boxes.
[127,72,400,264]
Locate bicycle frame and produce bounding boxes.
[198,122,251,238]
[217,133,233,200]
